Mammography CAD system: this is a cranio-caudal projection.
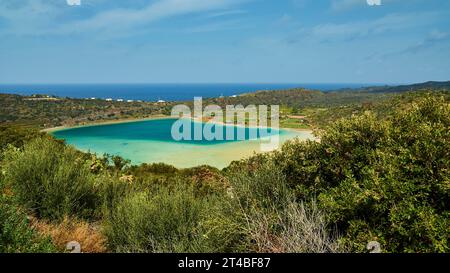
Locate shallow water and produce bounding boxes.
[51,118,314,169]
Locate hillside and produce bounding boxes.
[0,93,172,128]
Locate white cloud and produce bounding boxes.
[0,0,64,36]
[0,0,57,18]
[303,12,441,41]
[0,0,250,37]
[429,29,449,40]
[397,30,450,55]
[67,0,81,6]
[60,0,249,34]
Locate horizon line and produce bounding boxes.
[0,82,406,86]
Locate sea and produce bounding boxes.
[0,83,373,102]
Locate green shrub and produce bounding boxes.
[198,204,250,253]
[0,203,56,253]
[128,162,179,176]
[182,166,229,197]
[0,178,56,253]
[96,175,132,216]
[0,125,45,151]
[228,160,291,212]
[270,95,449,252]
[104,182,214,253]
[2,137,100,221]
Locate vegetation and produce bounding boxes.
[0,125,46,151]
[32,216,107,253]
[0,85,449,253]
[104,183,214,253]
[270,95,450,252]
[224,160,342,253]
[0,93,170,128]
[2,138,100,221]
[0,177,56,253]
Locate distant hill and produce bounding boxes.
[333,81,450,93]
[204,80,450,108]
[206,87,391,108]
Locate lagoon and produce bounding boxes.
[51,118,314,169]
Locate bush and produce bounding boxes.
[0,178,56,253]
[0,203,56,253]
[128,163,179,177]
[0,125,45,151]
[182,166,229,197]
[227,160,291,212]
[104,182,213,253]
[225,161,342,253]
[270,95,450,252]
[2,137,100,221]
[97,175,132,216]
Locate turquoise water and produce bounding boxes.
[51,118,313,168]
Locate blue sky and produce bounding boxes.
[0,0,449,84]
